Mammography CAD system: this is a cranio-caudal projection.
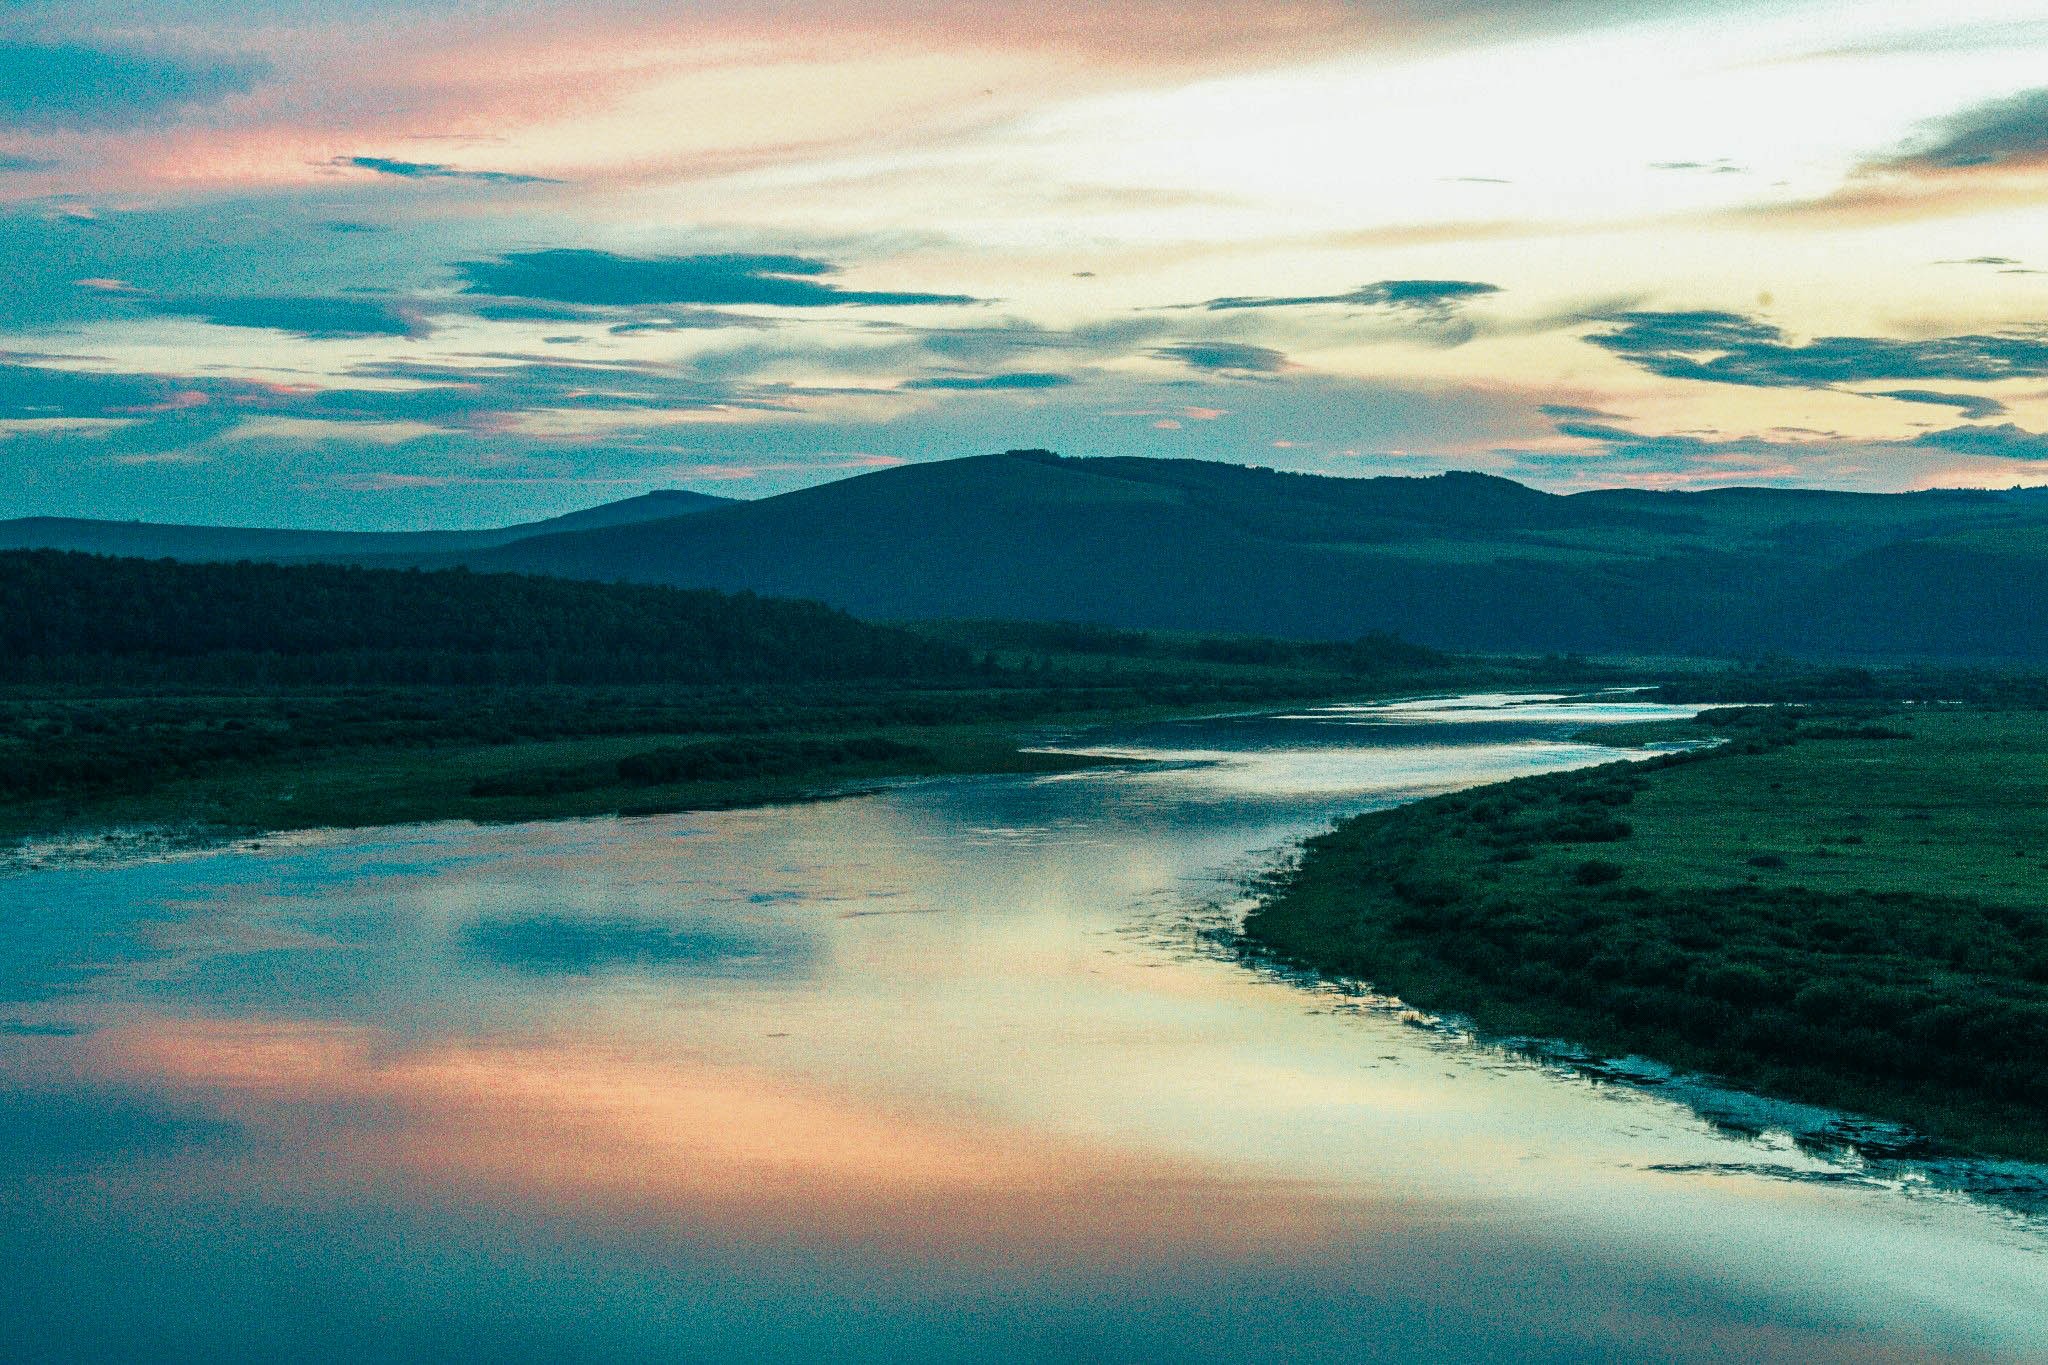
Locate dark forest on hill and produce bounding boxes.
[0,550,968,686]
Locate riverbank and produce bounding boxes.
[4,553,1646,849]
[0,687,1206,848]
[1242,703,2048,1161]
[1,654,1579,850]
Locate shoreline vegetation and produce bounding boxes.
[0,686,1348,851]
[1242,696,2048,1162]
[0,549,1608,850]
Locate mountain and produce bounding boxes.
[447,450,2048,661]
[487,490,735,538]
[0,488,732,563]
[17,452,2048,660]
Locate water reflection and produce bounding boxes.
[2,696,2045,1362]
[461,913,814,978]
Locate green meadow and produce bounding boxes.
[1243,703,2048,1160]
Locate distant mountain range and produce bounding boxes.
[0,488,732,562]
[11,451,2048,660]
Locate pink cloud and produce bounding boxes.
[111,389,211,415]
[40,1,1558,195]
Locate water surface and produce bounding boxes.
[3,694,2044,1361]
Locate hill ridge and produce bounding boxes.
[0,488,734,563]
[455,451,2048,660]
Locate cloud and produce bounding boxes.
[1649,159,1746,174]
[139,295,429,340]
[455,249,980,308]
[1551,419,1700,452]
[0,41,266,130]
[0,154,56,173]
[0,197,487,334]
[469,301,596,323]
[1907,423,2048,459]
[0,356,1554,522]
[900,372,1075,390]
[1866,88,2048,174]
[0,352,787,438]
[1929,256,2043,274]
[1185,278,1501,313]
[887,317,1168,364]
[1527,417,1833,483]
[1151,342,1290,374]
[0,361,202,419]
[0,0,1759,203]
[331,156,561,186]
[319,357,792,424]
[1527,413,2048,490]
[1803,18,2048,60]
[1581,310,2048,389]
[1538,402,1625,420]
[1777,89,2048,222]
[1869,389,2007,419]
[605,310,772,334]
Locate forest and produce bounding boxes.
[0,550,969,686]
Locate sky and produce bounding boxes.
[5,0,2048,527]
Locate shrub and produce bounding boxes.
[1573,859,1626,887]
[1549,814,1632,843]
[469,766,604,798]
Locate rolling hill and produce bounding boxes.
[450,450,2048,660]
[0,488,732,563]
[16,451,2048,660]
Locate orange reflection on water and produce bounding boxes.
[92,1015,1385,1262]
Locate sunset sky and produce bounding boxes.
[7,0,2048,525]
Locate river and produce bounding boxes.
[3,693,2044,1361]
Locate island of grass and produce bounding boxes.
[1242,702,2048,1162]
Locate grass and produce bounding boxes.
[0,615,1646,848]
[1242,703,2048,1162]
[10,716,1112,838]
[1582,707,2048,906]
[0,641,1589,845]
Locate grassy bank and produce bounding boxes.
[7,549,1611,847]
[0,704,1113,841]
[0,642,1577,845]
[1242,703,2048,1161]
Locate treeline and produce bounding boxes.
[0,551,968,685]
[471,736,928,799]
[1652,663,2048,706]
[929,619,1452,673]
